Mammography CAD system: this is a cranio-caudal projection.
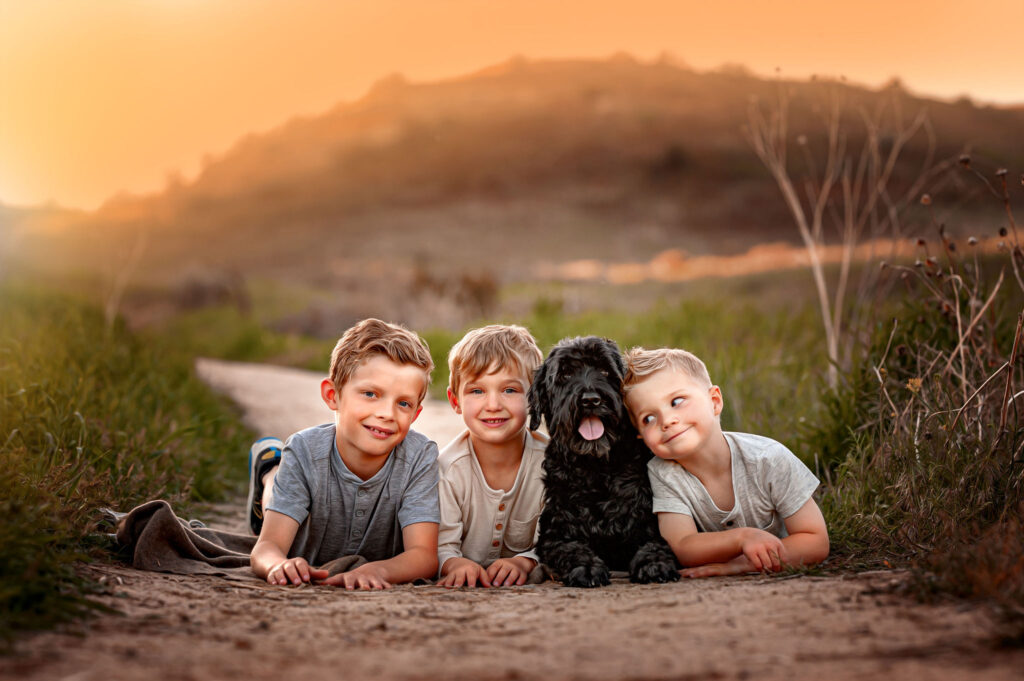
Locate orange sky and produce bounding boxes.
[2,0,1022,210]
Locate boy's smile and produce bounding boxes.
[322,355,426,478]
[625,369,723,463]
[449,365,529,447]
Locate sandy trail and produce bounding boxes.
[3,358,1022,681]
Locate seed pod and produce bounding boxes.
[968,237,978,246]
[959,154,971,167]
[920,194,932,205]
[996,168,1008,177]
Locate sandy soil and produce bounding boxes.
[3,358,1022,681]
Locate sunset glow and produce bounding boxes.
[2,0,1022,209]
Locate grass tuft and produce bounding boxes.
[0,281,251,644]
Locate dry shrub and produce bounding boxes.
[823,162,1024,621]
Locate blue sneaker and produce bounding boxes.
[247,437,283,535]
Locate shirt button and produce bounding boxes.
[726,520,734,527]
[492,540,500,547]
[356,510,364,517]
[353,530,362,537]
[357,489,367,497]
[498,503,506,511]
[496,523,503,530]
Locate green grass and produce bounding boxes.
[0,281,252,644]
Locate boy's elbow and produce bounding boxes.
[801,532,830,566]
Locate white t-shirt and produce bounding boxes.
[647,431,819,538]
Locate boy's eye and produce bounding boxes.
[503,387,519,394]
[469,388,484,395]
[362,391,377,398]
[671,397,684,407]
[398,400,412,409]
[641,414,655,426]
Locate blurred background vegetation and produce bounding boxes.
[2,58,1023,643]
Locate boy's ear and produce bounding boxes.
[321,378,339,411]
[709,385,723,417]
[446,387,461,414]
[528,362,549,431]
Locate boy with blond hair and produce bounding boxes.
[437,324,548,587]
[248,318,440,590]
[622,347,829,578]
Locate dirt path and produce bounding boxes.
[3,359,1022,681]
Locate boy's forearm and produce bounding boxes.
[779,531,830,567]
[250,540,288,579]
[667,529,748,567]
[370,546,439,584]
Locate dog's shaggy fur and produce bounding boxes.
[530,336,680,587]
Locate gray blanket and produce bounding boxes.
[110,499,365,580]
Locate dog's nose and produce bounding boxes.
[581,392,602,408]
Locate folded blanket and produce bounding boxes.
[110,499,365,580]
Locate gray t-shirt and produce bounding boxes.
[267,422,440,565]
[648,431,819,538]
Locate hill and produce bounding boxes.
[5,56,1023,328]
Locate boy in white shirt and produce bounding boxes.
[622,347,829,578]
[437,325,548,587]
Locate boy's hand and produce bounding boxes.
[438,558,491,588]
[485,557,535,586]
[319,563,392,590]
[266,557,329,586]
[681,554,756,579]
[739,528,785,572]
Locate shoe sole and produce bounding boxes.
[247,437,284,536]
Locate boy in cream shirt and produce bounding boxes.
[437,325,548,587]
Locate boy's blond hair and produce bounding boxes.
[329,318,434,401]
[447,324,543,397]
[623,347,713,393]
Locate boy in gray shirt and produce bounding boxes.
[248,318,440,589]
[623,347,829,578]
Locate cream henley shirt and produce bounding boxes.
[436,429,548,575]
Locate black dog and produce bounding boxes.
[530,336,680,587]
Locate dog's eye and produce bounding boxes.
[599,369,609,377]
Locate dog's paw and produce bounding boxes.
[631,559,681,584]
[563,564,611,588]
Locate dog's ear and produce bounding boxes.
[528,360,550,431]
[603,338,627,381]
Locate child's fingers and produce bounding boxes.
[477,569,492,588]
[493,565,511,586]
[283,562,302,584]
[514,569,527,585]
[309,568,330,581]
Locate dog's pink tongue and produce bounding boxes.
[578,417,605,441]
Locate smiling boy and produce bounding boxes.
[436,325,547,587]
[248,318,440,589]
[622,347,829,578]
